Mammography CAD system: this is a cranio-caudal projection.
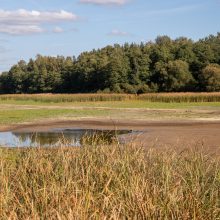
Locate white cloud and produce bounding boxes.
[0,25,44,35]
[108,29,130,36]
[80,0,129,6]
[53,26,64,33]
[0,9,78,35]
[0,9,77,25]
[52,26,78,34]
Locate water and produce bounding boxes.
[0,128,133,148]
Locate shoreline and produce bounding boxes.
[1,119,220,151]
[1,118,220,132]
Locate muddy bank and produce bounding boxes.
[0,119,220,152]
[1,118,220,132]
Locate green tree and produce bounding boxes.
[0,72,10,93]
[154,60,193,92]
[125,43,151,93]
[103,47,130,93]
[200,64,220,91]
[6,65,26,93]
[0,33,220,94]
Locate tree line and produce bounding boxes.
[0,33,220,94]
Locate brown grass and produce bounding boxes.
[1,92,220,103]
[138,92,220,102]
[0,144,220,219]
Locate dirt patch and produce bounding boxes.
[1,118,220,152]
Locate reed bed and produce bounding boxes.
[0,94,134,103]
[138,92,220,103]
[0,144,220,219]
[1,92,220,103]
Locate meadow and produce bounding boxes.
[0,101,220,125]
[0,93,220,125]
[0,93,220,219]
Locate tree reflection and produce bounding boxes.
[11,129,131,147]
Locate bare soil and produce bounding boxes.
[1,118,220,152]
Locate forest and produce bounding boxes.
[0,33,220,94]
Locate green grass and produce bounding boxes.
[0,100,220,125]
[1,99,220,109]
[0,109,111,124]
[0,145,220,219]
[72,100,220,109]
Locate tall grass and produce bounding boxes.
[1,92,220,103]
[0,144,220,219]
[0,94,134,103]
[138,92,220,103]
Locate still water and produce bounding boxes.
[0,128,133,147]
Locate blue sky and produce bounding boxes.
[0,0,219,72]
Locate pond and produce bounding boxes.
[0,128,134,148]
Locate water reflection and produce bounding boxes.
[0,129,132,147]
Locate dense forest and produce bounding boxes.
[0,33,220,94]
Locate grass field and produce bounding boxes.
[1,144,220,219]
[0,95,220,125]
[0,109,109,124]
[0,101,220,125]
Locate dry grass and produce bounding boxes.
[138,92,220,103]
[0,144,220,219]
[0,94,134,103]
[1,92,220,103]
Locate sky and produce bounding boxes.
[0,0,219,72]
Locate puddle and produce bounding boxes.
[0,128,134,147]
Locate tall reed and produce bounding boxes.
[138,92,220,102]
[0,94,134,103]
[1,92,220,103]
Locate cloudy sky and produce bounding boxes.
[0,0,219,72]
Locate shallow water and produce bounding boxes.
[0,128,132,147]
